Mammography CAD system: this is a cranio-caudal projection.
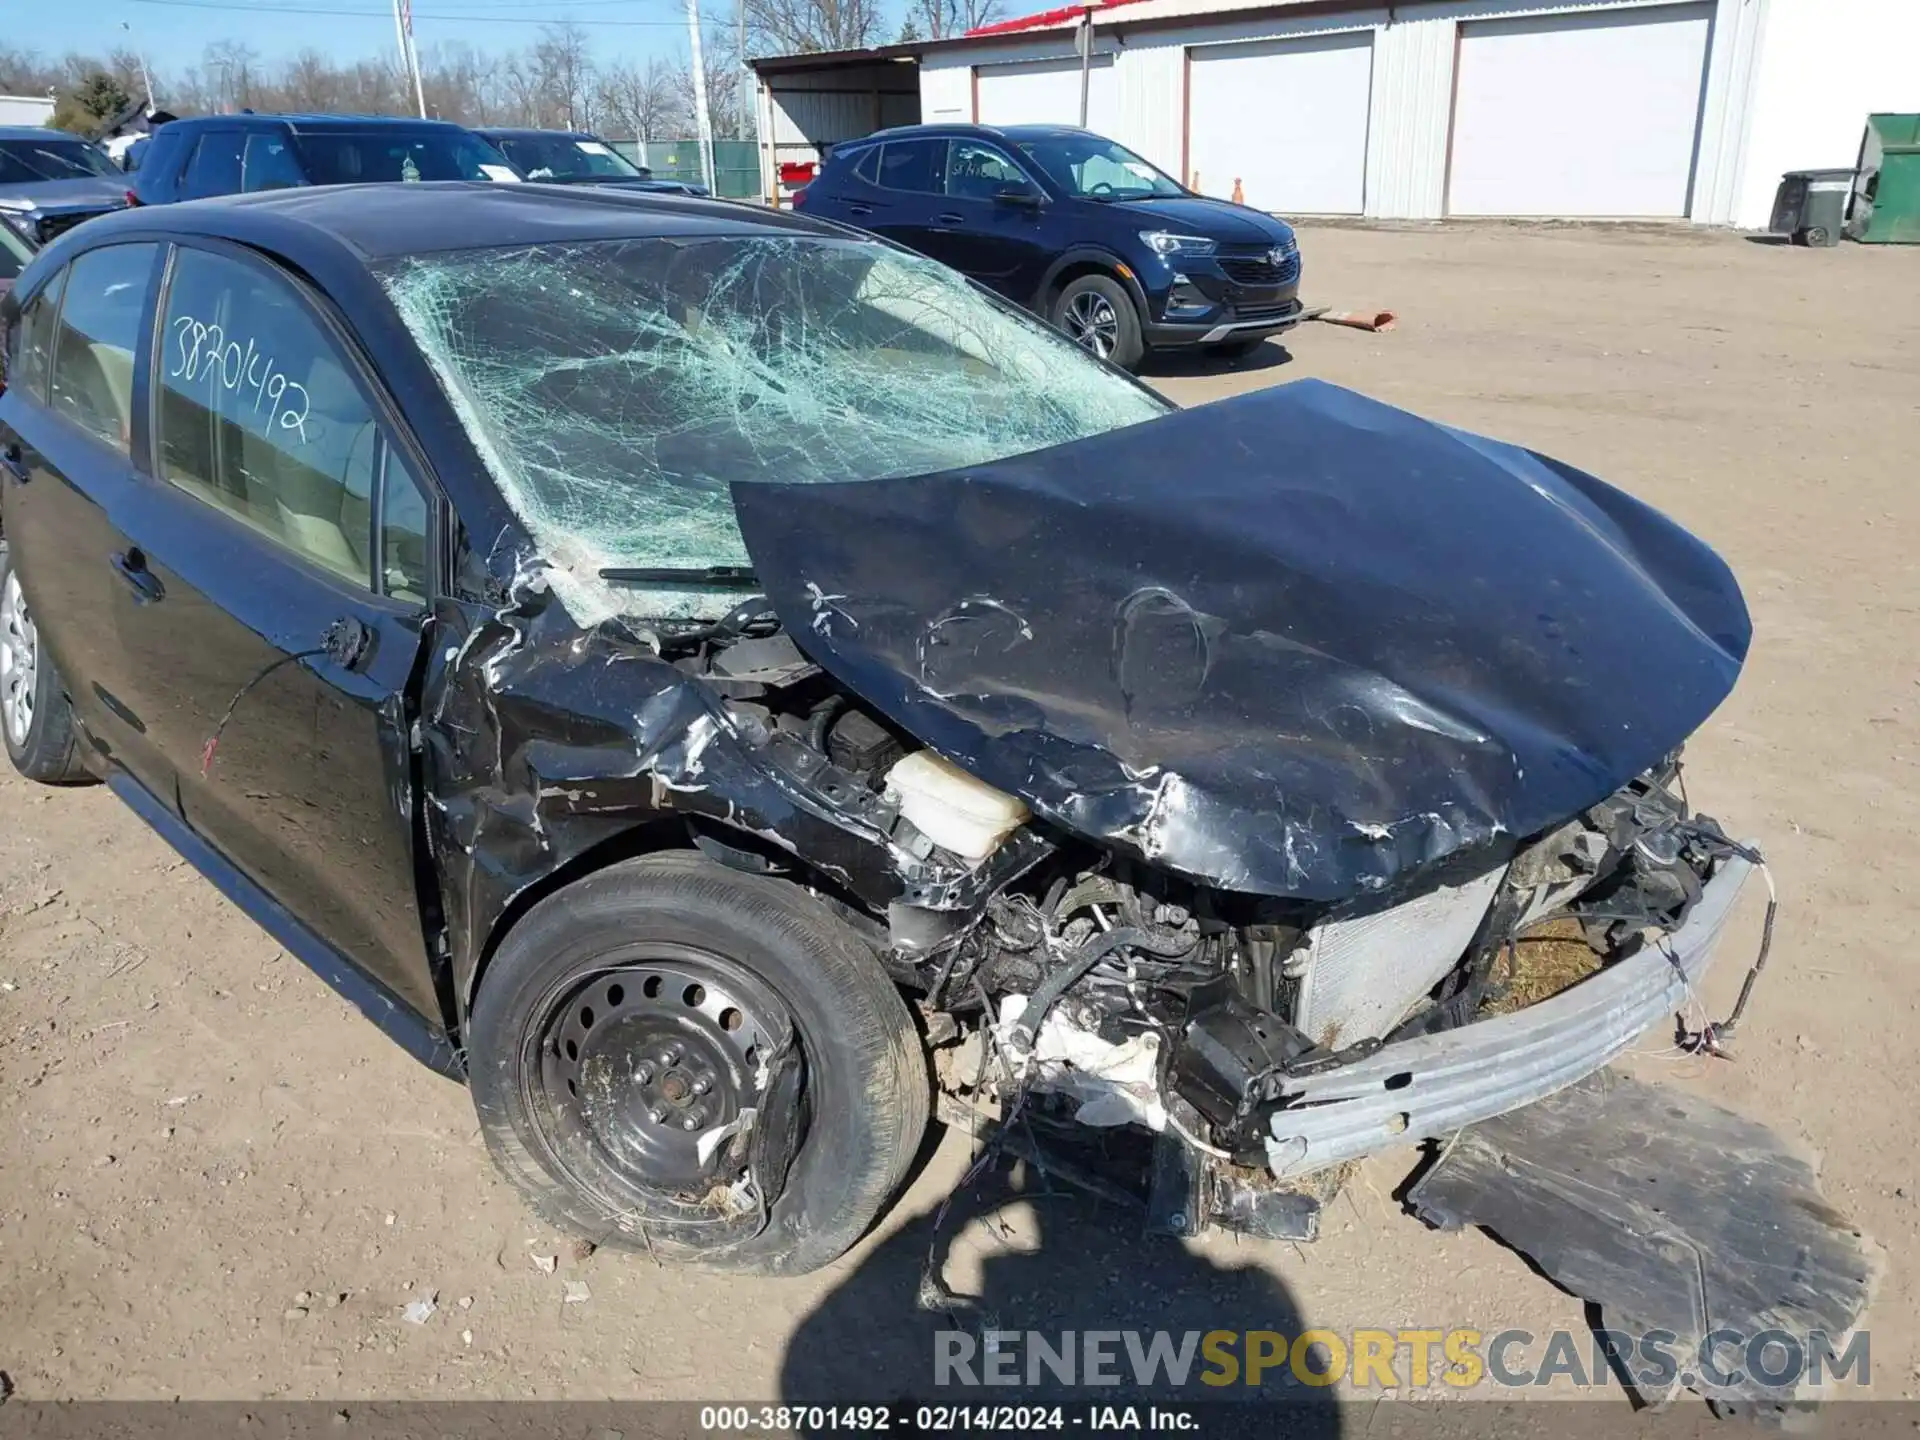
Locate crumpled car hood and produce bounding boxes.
[730,379,1750,901]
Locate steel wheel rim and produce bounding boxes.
[1065,291,1119,359]
[0,572,36,749]
[533,947,794,1198]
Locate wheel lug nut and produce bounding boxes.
[692,1077,711,1096]
[680,1115,700,1131]
[649,1106,668,1124]
[634,1064,654,1085]
[662,1045,682,1065]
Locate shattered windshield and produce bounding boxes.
[378,234,1168,623]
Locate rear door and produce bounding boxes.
[0,241,176,798]
[112,240,441,1017]
[864,138,948,257]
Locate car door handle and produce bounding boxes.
[110,549,165,604]
[846,203,874,217]
[934,212,965,225]
[0,445,28,484]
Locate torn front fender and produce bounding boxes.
[416,583,917,1010]
[732,379,1751,901]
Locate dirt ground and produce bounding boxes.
[2,222,1915,1408]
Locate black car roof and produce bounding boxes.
[157,113,473,132]
[839,122,1093,148]
[61,180,848,263]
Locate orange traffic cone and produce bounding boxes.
[1231,176,1244,204]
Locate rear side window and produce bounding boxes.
[852,147,881,185]
[9,267,68,403]
[878,139,944,194]
[49,244,156,452]
[241,131,305,192]
[157,246,382,588]
[183,132,245,199]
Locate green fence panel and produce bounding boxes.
[608,137,761,200]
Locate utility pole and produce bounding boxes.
[1076,9,1092,128]
[120,22,156,112]
[737,0,751,140]
[393,0,427,117]
[686,0,717,193]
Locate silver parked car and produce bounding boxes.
[0,126,129,244]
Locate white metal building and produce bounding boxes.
[756,0,1920,229]
[0,94,56,128]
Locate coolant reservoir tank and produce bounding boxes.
[885,751,1029,862]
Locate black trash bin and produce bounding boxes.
[1770,168,1854,246]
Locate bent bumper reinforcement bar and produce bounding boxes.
[1264,853,1753,1178]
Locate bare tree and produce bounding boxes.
[280,48,340,112]
[598,57,686,144]
[907,0,1002,39]
[203,41,260,112]
[6,30,757,147]
[675,29,748,140]
[0,47,54,96]
[534,23,597,131]
[746,0,880,55]
[419,41,499,124]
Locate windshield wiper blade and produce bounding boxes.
[600,564,761,588]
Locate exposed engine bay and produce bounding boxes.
[657,610,1765,1236]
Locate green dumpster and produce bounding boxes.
[1846,113,1920,244]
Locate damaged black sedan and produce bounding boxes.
[0,185,1870,1363]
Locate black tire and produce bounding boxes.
[1051,273,1145,371]
[467,852,929,1276]
[0,540,92,786]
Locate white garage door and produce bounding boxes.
[1186,31,1374,215]
[1448,4,1713,218]
[975,57,1120,136]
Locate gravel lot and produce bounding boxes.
[1,222,1915,1407]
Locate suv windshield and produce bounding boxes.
[378,235,1167,623]
[492,134,643,182]
[0,137,119,184]
[292,130,519,185]
[1015,134,1185,201]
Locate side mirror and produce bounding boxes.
[994,183,1043,208]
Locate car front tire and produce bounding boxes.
[1052,273,1145,371]
[0,540,94,786]
[467,852,929,1276]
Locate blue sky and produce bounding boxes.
[13,0,713,81]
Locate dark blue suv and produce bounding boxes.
[798,123,1302,369]
[130,114,520,205]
